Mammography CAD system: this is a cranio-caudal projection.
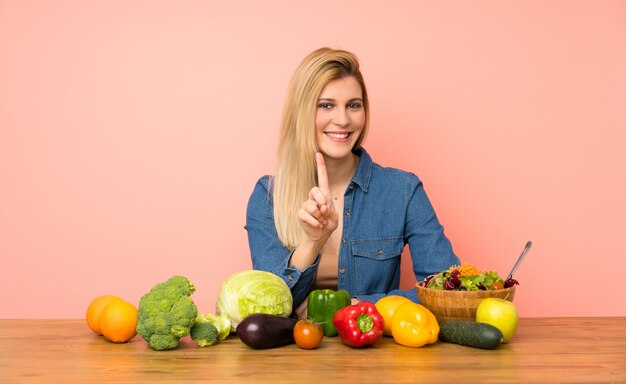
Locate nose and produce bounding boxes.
[332,107,350,127]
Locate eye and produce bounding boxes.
[348,102,362,109]
[318,103,333,110]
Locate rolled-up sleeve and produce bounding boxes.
[245,176,319,306]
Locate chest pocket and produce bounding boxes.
[352,237,405,260]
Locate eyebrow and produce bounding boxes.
[317,97,364,102]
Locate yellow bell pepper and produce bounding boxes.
[390,302,439,347]
[375,295,412,336]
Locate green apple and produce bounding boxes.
[476,298,519,343]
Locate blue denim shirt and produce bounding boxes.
[245,148,459,307]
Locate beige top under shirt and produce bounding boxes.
[311,195,344,290]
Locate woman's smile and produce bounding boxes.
[315,76,365,159]
[324,131,353,142]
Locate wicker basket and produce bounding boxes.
[416,282,516,323]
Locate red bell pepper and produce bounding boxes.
[332,301,384,348]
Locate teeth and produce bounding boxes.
[326,132,349,139]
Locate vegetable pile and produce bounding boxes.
[423,263,519,291]
[96,262,521,352]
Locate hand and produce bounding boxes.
[297,153,339,242]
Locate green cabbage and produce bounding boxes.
[216,270,293,330]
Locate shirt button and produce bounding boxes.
[349,184,354,190]
[342,238,347,244]
[339,268,346,274]
[377,249,383,256]
[345,209,350,216]
[288,275,293,281]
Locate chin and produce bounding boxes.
[320,147,356,160]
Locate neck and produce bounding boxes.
[323,152,359,194]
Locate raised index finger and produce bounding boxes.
[315,152,330,196]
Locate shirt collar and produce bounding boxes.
[351,147,373,192]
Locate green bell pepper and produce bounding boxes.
[307,289,351,336]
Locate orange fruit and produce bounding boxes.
[86,295,122,335]
[99,299,138,343]
[375,295,412,336]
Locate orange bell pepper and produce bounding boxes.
[390,302,439,347]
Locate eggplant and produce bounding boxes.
[236,314,298,349]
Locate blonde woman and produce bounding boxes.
[245,48,459,316]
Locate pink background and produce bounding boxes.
[1,1,625,319]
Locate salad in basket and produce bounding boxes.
[422,263,519,291]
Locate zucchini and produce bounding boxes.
[439,320,503,349]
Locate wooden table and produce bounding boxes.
[1,318,625,383]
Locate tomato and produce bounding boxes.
[293,319,324,349]
[490,281,504,290]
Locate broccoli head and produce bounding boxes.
[136,275,198,351]
[190,318,219,347]
[197,312,231,341]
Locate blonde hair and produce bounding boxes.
[272,47,369,249]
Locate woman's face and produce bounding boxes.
[315,76,366,161]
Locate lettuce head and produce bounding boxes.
[216,270,293,330]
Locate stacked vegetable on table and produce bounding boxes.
[86,262,521,351]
